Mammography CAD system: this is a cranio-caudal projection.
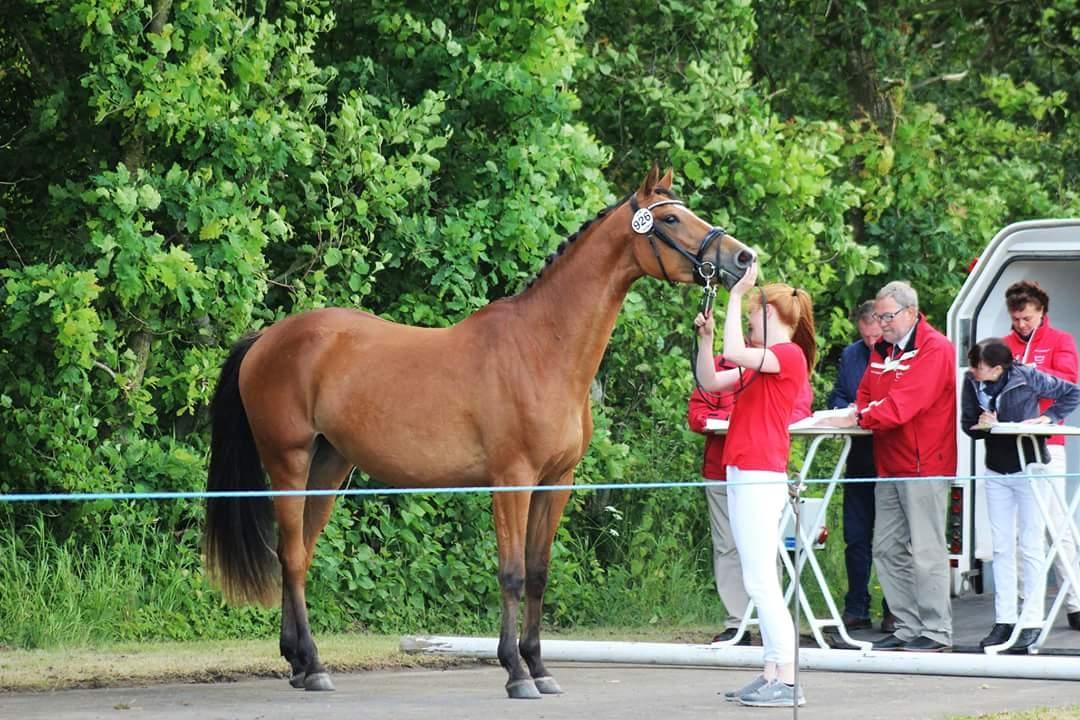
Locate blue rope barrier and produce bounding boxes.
[1,471,1079,503]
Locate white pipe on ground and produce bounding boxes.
[400,636,1080,682]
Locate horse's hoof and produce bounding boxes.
[533,676,563,694]
[506,678,541,699]
[289,672,305,689]
[304,672,336,691]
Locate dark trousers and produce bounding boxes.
[842,475,889,619]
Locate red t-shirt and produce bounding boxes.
[721,342,808,473]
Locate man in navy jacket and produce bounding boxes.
[827,301,893,632]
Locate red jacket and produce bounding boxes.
[688,356,812,480]
[856,314,957,478]
[1003,315,1079,446]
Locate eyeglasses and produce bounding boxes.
[872,306,910,323]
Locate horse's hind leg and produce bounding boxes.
[301,439,353,689]
[278,437,352,691]
[520,474,572,695]
[492,478,540,699]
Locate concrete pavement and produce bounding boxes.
[1,662,1078,720]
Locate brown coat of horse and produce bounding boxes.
[203,166,754,697]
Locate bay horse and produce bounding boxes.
[203,166,754,698]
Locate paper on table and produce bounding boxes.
[809,408,856,419]
[788,408,855,430]
[708,409,854,432]
[987,421,1052,432]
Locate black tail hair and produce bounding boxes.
[203,333,279,606]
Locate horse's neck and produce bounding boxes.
[510,219,641,395]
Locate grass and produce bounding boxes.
[0,634,455,691]
[0,624,716,692]
[949,709,1080,720]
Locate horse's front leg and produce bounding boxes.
[492,487,540,699]
[519,476,572,695]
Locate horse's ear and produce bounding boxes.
[658,168,674,190]
[638,163,661,195]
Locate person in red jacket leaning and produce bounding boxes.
[1002,280,1080,631]
[825,280,956,652]
[688,352,812,645]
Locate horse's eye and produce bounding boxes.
[663,214,678,224]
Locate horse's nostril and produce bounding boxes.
[736,250,754,268]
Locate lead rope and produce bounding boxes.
[691,265,722,399]
[791,474,804,718]
[691,278,765,400]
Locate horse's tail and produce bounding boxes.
[204,333,279,607]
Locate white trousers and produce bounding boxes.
[985,468,1047,624]
[727,466,794,665]
[1046,445,1080,613]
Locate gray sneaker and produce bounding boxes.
[722,674,767,702]
[739,679,806,707]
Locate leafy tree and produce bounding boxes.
[753,0,1080,320]
[2,0,1078,646]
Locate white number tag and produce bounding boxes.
[631,208,654,234]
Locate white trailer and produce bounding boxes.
[946,219,1080,595]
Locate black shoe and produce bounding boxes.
[979,623,1014,649]
[871,634,907,651]
[841,613,872,631]
[903,636,950,653]
[880,612,898,634]
[1007,628,1040,653]
[710,628,751,645]
[1069,611,1080,631]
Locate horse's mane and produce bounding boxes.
[520,187,676,292]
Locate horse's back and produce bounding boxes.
[238,307,501,486]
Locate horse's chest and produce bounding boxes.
[529,409,590,460]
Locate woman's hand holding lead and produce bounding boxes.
[694,310,715,339]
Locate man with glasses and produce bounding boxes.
[826,281,956,652]
[827,300,896,635]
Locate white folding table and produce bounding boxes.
[982,423,1080,655]
[706,420,873,651]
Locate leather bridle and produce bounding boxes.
[628,194,747,291]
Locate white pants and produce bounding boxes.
[1046,445,1080,613]
[985,468,1047,624]
[727,466,794,665]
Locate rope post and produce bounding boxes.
[790,477,804,719]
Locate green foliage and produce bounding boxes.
[754,0,1080,324]
[0,510,274,647]
[1,0,1078,648]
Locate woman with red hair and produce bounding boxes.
[694,261,816,708]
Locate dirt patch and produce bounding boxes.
[0,625,716,693]
[0,635,478,692]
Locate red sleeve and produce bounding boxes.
[790,380,813,422]
[1048,332,1079,384]
[860,340,953,430]
[688,356,735,434]
[766,343,812,421]
[856,351,875,410]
